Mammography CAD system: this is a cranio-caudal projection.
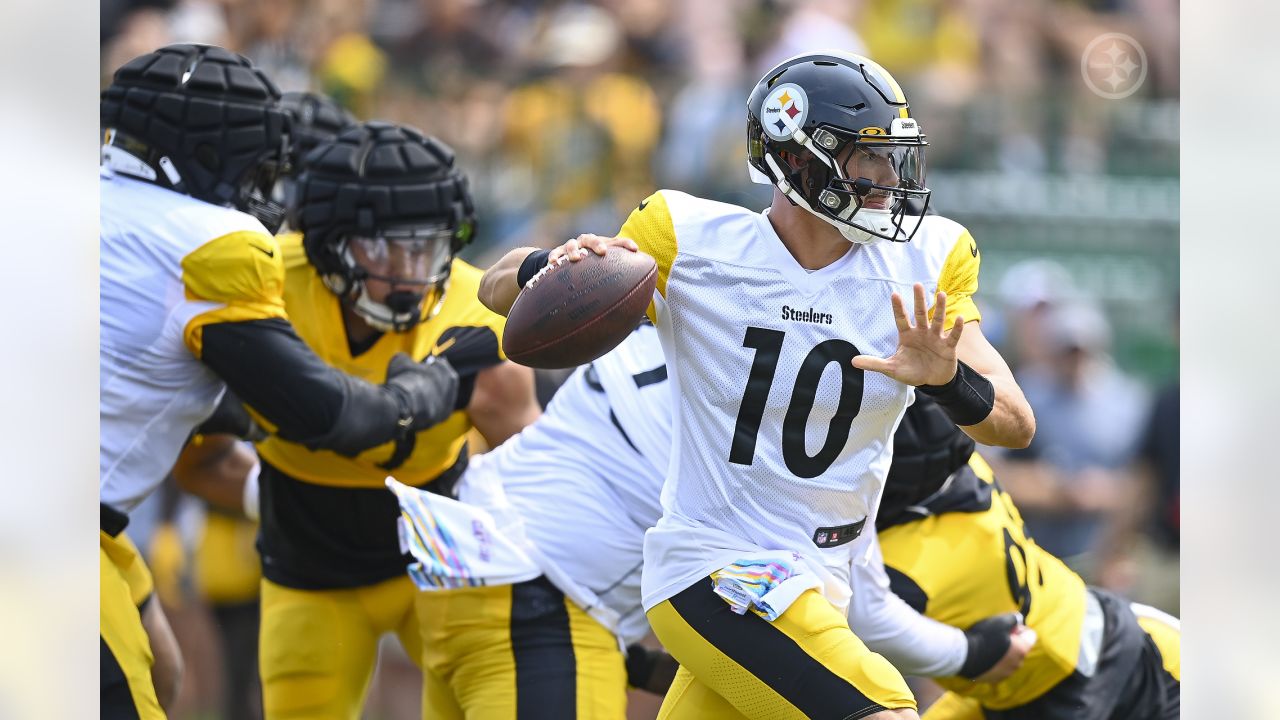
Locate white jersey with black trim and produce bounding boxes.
[100,167,284,513]
[618,189,984,611]
[462,324,670,644]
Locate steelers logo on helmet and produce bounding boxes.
[761,83,809,141]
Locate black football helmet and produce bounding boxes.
[276,91,358,229]
[101,44,290,233]
[295,121,476,332]
[877,393,976,526]
[747,51,930,244]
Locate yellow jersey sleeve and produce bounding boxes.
[617,191,678,324]
[181,230,287,357]
[933,229,982,330]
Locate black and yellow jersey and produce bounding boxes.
[878,455,1088,709]
[256,232,508,589]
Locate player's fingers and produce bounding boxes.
[550,239,580,263]
[569,238,593,261]
[946,316,965,348]
[932,291,948,334]
[576,233,612,256]
[890,292,910,332]
[851,355,892,374]
[913,283,929,327]
[610,236,640,252]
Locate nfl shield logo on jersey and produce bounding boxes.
[815,531,829,545]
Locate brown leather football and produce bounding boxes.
[502,249,658,369]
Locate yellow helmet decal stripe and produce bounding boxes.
[859,57,910,118]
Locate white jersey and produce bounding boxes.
[620,190,983,611]
[461,325,670,644]
[100,168,286,513]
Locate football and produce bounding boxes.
[502,248,658,369]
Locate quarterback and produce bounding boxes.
[100,45,458,718]
[480,51,1035,719]
[392,325,1029,719]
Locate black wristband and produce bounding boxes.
[917,360,995,426]
[516,249,552,289]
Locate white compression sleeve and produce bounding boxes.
[846,527,968,677]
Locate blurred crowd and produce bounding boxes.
[102,0,1179,253]
[100,1,1179,718]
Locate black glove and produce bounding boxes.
[958,612,1020,680]
[625,644,680,695]
[384,352,460,433]
[195,389,267,442]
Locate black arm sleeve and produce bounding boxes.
[200,318,405,456]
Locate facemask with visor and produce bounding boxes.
[334,223,455,332]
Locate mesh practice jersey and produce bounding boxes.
[100,168,286,513]
[625,189,982,610]
[462,325,670,644]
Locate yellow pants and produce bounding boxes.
[259,575,421,719]
[100,530,165,720]
[416,576,628,719]
[647,579,916,720]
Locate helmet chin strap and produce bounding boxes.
[763,153,879,245]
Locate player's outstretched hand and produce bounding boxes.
[852,282,963,387]
[549,233,639,263]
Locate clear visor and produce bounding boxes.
[835,143,927,206]
[345,225,454,286]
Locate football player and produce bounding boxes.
[252,120,540,719]
[391,325,1030,720]
[863,394,1179,720]
[172,89,356,720]
[479,51,1035,719]
[101,45,459,719]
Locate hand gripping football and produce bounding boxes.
[502,249,658,369]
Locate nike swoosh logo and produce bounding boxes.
[432,337,457,355]
[250,244,275,258]
[638,199,649,212]
[970,243,978,258]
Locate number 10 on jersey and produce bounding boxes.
[729,327,865,479]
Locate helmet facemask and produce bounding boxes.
[330,223,456,333]
[240,137,290,234]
